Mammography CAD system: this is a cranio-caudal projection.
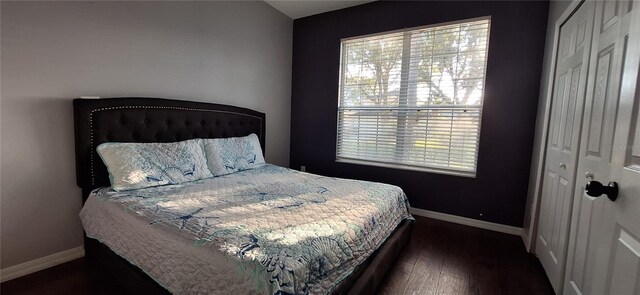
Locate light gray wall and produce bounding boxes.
[522,0,574,249]
[0,1,292,269]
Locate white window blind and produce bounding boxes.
[336,18,490,177]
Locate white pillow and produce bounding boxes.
[97,139,213,191]
[202,133,265,176]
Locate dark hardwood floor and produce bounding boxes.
[378,217,553,295]
[0,257,124,295]
[1,216,553,295]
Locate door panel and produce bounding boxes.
[565,194,597,295]
[606,228,640,294]
[564,1,639,294]
[600,0,619,32]
[536,2,596,292]
[592,2,640,292]
[564,65,583,151]
[586,47,613,156]
[552,74,569,148]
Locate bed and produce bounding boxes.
[74,97,414,294]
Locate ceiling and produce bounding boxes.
[264,0,375,19]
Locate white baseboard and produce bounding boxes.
[522,230,533,252]
[410,207,523,236]
[1,246,85,283]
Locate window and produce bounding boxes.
[336,18,490,177]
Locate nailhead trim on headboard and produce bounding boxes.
[88,105,263,186]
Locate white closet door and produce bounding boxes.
[536,1,596,292]
[563,1,639,294]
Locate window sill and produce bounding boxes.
[335,158,477,178]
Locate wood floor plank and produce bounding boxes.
[377,254,418,294]
[377,234,421,295]
[392,217,552,295]
[402,218,447,295]
[0,258,124,295]
[402,253,444,295]
[436,273,470,295]
[468,235,501,295]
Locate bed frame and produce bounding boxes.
[73,97,413,294]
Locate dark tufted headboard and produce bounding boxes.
[74,97,265,199]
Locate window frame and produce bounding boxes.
[335,16,492,178]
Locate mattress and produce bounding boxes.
[80,164,413,294]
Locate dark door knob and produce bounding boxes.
[586,181,618,202]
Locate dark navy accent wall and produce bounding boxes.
[290,0,549,227]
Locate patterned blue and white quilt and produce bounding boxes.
[80,164,412,294]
